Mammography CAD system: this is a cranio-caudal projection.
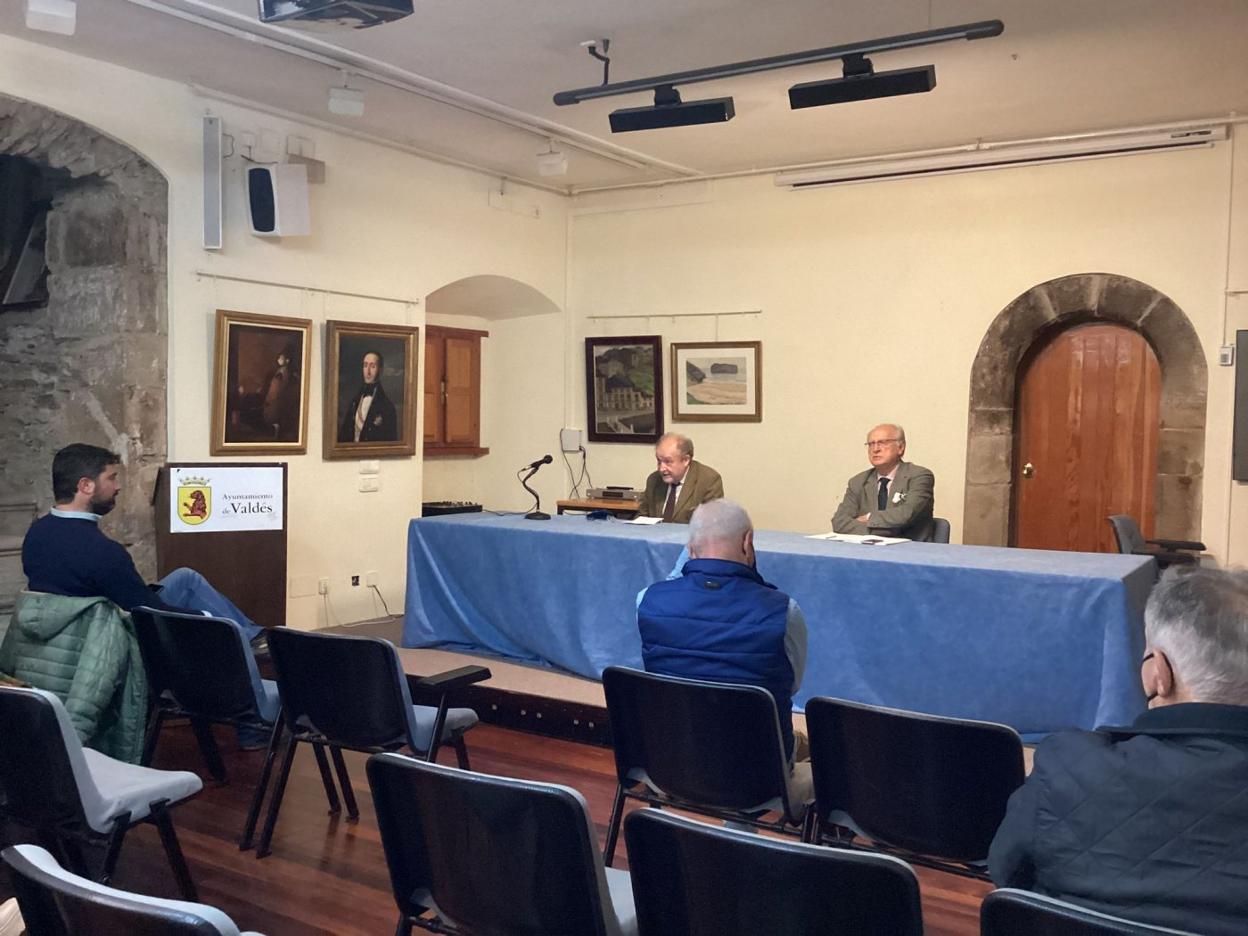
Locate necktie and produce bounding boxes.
[662,484,678,522]
[877,477,890,511]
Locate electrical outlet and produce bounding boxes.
[365,570,379,586]
[1219,345,1235,366]
[359,476,380,492]
[351,575,360,587]
[317,578,329,595]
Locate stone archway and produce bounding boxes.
[963,273,1206,547]
[0,94,168,577]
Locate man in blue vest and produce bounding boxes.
[637,499,808,775]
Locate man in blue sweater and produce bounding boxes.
[637,499,808,773]
[21,443,263,644]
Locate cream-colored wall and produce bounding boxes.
[1221,132,1248,567]
[567,143,1239,558]
[0,34,568,628]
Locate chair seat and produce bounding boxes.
[81,749,202,833]
[604,866,638,936]
[628,765,811,825]
[410,706,479,752]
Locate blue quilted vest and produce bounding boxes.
[637,558,797,758]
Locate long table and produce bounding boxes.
[404,514,1156,736]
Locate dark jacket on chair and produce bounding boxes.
[637,558,803,759]
[988,703,1248,935]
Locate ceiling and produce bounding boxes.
[3,0,1247,193]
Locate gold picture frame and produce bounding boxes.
[323,320,419,459]
[670,340,763,422]
[211,309,312,455]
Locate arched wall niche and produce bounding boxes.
[963,273,1207,547]
[0,93,169,576]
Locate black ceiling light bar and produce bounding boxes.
[554,20,1002,131]
[789,54,936,109]
[609,85,735,133]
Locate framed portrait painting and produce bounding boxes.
[211,309,312,455]
[323,320,419,459]
[670,341,762,422]
[585,335,664,444]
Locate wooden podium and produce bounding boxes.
[154,463,287,629]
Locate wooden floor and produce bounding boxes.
[101,721,991,935]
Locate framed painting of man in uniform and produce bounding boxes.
[323,320,418,459]
[585,335,664,444]
[211,309,312,455]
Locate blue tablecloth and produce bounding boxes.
[405,514,1156,735]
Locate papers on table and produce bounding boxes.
[807,531,909,546]
[622,515,665,525]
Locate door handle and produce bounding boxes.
[1021,462,1035,478]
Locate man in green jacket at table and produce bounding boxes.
[832,423,935,541]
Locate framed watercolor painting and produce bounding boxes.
[211,309,312,455]
[670,341,762,422]
[585,335,664,443]
[323,320,419,459]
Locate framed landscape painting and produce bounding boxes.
[585,335,664,443]
[211,309,312,455]
[671,341,762,422]
[323,320,419,459]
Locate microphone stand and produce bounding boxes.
[521,465,550,520]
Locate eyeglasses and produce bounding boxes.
[864,439,901,449]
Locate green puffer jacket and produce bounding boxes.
[0,591,148,763]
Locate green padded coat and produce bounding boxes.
[0,591,148,764]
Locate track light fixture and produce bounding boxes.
[554,20,1002,132]
[789,54,936,109]
[609,85,735,134]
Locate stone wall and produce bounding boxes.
[0,95,167,576]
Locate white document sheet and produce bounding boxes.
[806,531,909,546]
[622,515,665,525]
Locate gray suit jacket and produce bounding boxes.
[639,460,724,524]
[831,460,935,540]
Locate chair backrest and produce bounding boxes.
[1107,515,1146,554]
[602,666,792,813]
[625,809,923,936]
[132,608,267,723]
[807,696,1024,862]
[3,844,246,936]
[980,888,1197,935]
[0,687,99,834]
[931,517,951,544]
[267,628,415,750]
[366,752,620,936]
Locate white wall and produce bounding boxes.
[565,142,1242,560]
[0,34,569,628]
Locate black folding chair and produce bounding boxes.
[0,687,203,901]
[132,608,281,782]
[625,808,922,936]
[981,888,1198,935]
[601,666,812,867]
[367,752,635,936]
[3,843,262,936]
[250,628,488,858]
[1107,515,1204,569]
[805,696,1024,879]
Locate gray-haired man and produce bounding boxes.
[989,567,1248,935]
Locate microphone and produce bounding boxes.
[521,454,553,520]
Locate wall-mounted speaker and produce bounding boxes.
[202,115,222,250]
[246,163,311,237]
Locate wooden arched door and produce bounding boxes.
[1012,323,1161,552]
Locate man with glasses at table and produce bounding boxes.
[831,423,935,540]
